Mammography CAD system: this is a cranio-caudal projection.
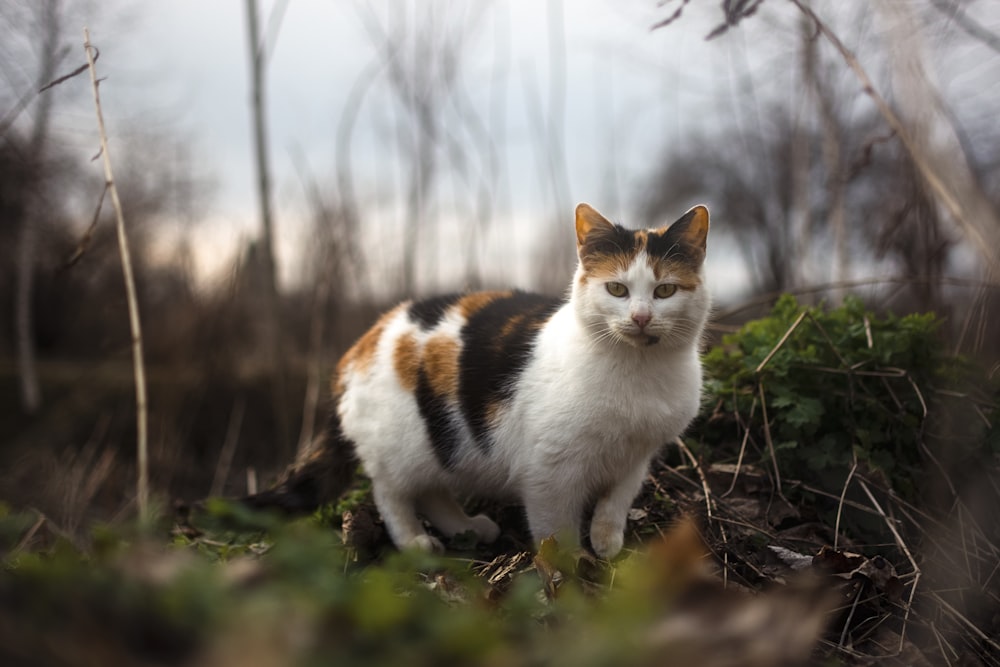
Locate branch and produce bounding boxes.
[928,0,1000,55]
[83,28,150,522]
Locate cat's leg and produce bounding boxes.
[589,462,650,560]
[417,491,500,544]
[523,484,585,551]
[372,483,443,553]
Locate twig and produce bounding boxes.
[756,383,788,502]
[83,29,150,522]
[675,437,717,527]
[714,275,1000,321]
[928,620,957,667]
[834,460,858,550]
[246,466,258,495]
[674,437,730,587]
[805,312,850,368]
[210,397,246,498]
[857,478,920,654]
[13,511,48,555]
[649,0,691,31]
[64,181,107,268]
[839,584,863,648]
[755,310,807,374]
[722,397,757,497]
[930,591,1000,654]
[38,49,94,94]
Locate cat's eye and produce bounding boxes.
[606,282,628,298]
[654,284,678,299]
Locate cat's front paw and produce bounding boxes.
[589,520,624,560]
[406,534,445,553]
[469,514,501,543]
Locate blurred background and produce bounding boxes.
[2,0,999,532]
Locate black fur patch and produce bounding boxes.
[580,223,638,262]
[647,210,700,262]
[415,367,463,469]
[239,408,357,514]
[408,293,463,329]
[458,291,564,447]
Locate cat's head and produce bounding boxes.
[572,203,710,350]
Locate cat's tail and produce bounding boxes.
[239,408,358,514]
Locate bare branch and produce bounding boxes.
[83,28,150,522]
[38,48,93,94]
[63,181,108,268]
[928,0,1000,55]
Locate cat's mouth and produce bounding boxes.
[621,331,660,347]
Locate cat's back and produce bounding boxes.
[337,290,565,392]
[335,290,565,476]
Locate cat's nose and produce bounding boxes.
[632,312,652,329]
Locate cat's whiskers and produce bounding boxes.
[585,321,625,348]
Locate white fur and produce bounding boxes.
[338,253,709,558]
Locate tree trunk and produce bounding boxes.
[15,0,62,414]
[245,0,290,452]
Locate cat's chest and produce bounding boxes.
[513,340,700,443]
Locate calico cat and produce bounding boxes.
[245,203,710,558]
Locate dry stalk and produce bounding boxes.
[838,584,864,648]
[755,310,807,374]
[674,437,730,584]
[929,619,958,666]
[722,396,757,498]
[834,460,858,550]
[930,591,1000,655]
[13,512,48,555]
[857,478,921,654]
[675,437,719,529]
[83,29,149,521]
[210,397,246,498]
[756,383,788,503]
[715,275,999,321]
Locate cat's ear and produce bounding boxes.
[667,205,709,249]
[661,205,709,260]
[575,203,615,248]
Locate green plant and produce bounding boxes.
[698,295,959,499]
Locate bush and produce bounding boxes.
[697,295,993,501]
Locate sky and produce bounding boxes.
[77,0,751,296]
[57,0,1000,300]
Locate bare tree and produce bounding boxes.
[352,1,498,295]
[9,0,66,414]
[645,0,1000,318]
[244,0,290,451]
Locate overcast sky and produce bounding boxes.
[74,0,753,293]
[61,1,999,298]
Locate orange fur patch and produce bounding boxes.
[333,304,403,396]
[498,313,526,341]
[578,252,636,284]
[392,332,420,392]
[423,334,461,400]
[484,398,506,430]
[457,291,511,319]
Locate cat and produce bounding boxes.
[244,203,710,559]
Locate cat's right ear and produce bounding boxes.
[575,203,615,248]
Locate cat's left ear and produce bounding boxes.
[662,205,709,258]
[575,203,615,248]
